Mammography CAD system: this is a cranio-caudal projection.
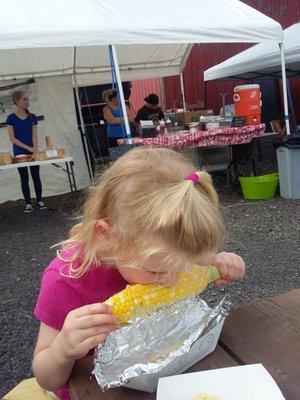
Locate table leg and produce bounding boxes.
[233,161,238,182]
[225,146,233,188]
[52,161,77,193]
[252,156,259,176]
[65,162,73,192]
[70,161,78,191]
[225,165,230,188]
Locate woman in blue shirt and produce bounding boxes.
[102,89,135,147]
[6,91,46,212]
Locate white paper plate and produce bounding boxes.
[157,364,285,400]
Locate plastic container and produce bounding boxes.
[157,120,166,136]
[239,173,279,200]
[187,122,199,130]
[12,154,32,163]
[206,122,220,130]
[234,84,261,126]
[277,145,300,199]
[165,118,173,134]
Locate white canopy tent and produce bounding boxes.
[0,0,285,203]
[0,0,283,81]
[204,23,300,81]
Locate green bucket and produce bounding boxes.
[239,173,279,200]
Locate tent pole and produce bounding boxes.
[74,83,93,182]
[286,78,297,131]
[279,43,291,135]
[110,45,132,142]
[160,77,166,112]
[180,73,187,111]
[72,47,93,182]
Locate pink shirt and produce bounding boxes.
[34,251,128,400]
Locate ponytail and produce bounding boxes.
[128,169,223,255]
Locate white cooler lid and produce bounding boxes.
[234,84,260,92]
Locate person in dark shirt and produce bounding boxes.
[135,93,164,124]
[6,91,47,213]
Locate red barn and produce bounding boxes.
[163,0,300,120]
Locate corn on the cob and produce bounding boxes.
[105,265,220,324]
[192,395,217,400]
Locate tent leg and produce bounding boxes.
[279,43,291,135]
[73,46,93,183]
[110,45,132,142]
[286,78,297,131]
[180,73,187,111]
[74,84,93,183]
[160,77,166,112]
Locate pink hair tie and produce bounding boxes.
[186,172,199,184]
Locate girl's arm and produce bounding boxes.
[103,106,123,125]
[32,303,116,391]
[103,106,135,125]
[7,125,34,153]
[33,323,74,391]
[126,105,135,123]
[32,124,38,152]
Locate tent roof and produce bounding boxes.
[0,0,283,82]
[204,23,300,82]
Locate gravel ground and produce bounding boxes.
[1,183,299,397]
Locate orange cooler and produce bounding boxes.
[233,84,261,125]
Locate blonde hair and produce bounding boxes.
[12,91,30,116]
[59,147,224,277]
[102,89,117,103]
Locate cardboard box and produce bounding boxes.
[123,318,225,393]
[175,110,214,125]
[157,364,285,399]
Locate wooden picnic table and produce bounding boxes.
[69,289,300,400]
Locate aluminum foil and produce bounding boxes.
[93,295,230,390]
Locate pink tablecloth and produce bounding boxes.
[117,124,266,151]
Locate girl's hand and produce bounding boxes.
[53,303,117,361]
[27,146,35,153]
[213,252,246,287]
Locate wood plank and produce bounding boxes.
[69,356,152,400]
[220,289,300,400]
[69,345,238,400]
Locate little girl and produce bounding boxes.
[33,147,245,400]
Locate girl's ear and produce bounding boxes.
[94,220,111,239]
